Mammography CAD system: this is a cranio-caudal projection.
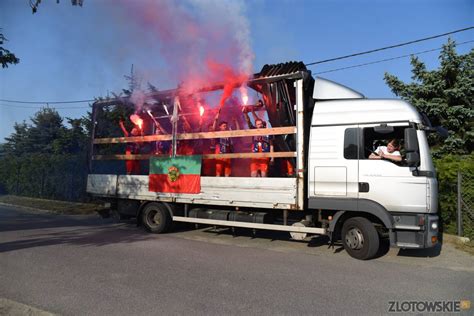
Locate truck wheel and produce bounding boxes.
[341,217,379,260]
[141,203,172,234]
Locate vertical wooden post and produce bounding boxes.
[295,79,305,211]
[172,97,179,157]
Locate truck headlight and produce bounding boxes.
[430,221,438,230]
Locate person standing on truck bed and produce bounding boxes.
[214,121,233,177]
[200,123,216,176]
[176,112,195,156]
[119,118,144,175]
[243,105,274,177]
[369,139,402,162]
[211,110,240,177]
[148,112,170,156]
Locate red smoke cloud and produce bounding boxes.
[117,0,254,94]
[206,59,247,107]
[114,0,256,163]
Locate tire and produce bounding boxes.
[141,203,172,234]
[341,217,380,260]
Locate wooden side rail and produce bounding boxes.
[92,151,297,160]
[93,126,296,144]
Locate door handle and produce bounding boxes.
[359,182,370,192]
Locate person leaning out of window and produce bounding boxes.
[369,139,402,162]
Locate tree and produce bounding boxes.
[0,108,90,200]
[3,108,67,155]
[52,117,89,154]
[0,31,20,68]
[3,122,30,156]
[384,39,473,156]
[28,108,64,153]
[123,64,141,96]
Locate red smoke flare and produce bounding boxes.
[240,86,248,105]
[130,114,143,130]
[206,59,248,109]
[199,105,205,117]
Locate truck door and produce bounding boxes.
[358,123,427,213]
[308,125,359,199]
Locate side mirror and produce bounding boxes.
[404,128,420,167]
[405,128,419,152]
[406,152,420,167]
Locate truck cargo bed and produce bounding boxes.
[87,174,298,209]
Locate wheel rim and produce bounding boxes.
[146,209,161,227]
[345,227,364,250]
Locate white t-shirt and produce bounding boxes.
[376,145,401,157]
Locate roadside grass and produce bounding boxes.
[452,240,474,255]
[0,195,107,215]
[442,233,474,255]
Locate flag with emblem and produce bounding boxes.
[149,155,202,193]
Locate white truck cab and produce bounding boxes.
[309,78,439,256]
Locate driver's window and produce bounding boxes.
[362,126,407,166]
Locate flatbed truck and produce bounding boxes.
[87,62,439,260]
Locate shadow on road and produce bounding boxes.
[182,224,294,240]
[1,208,445,259]
[0,209,155,253]
[180,224,332,245]
[397,243,442,258]
[173,223,445,260]
[0,209,102,233]
[178,223,339,249]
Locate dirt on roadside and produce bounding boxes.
[443,233,474,255]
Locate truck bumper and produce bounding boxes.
[393,214,439,249]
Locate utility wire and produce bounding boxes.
[314,40,474,75]
[2,27,473,107]
[0,98,94,104]
[0,103,90,109]
[305,26,474,66]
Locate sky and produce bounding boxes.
[0,0,473,141]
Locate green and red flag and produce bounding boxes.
[149,155,202,193]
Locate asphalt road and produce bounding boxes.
[0,205,473,315]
